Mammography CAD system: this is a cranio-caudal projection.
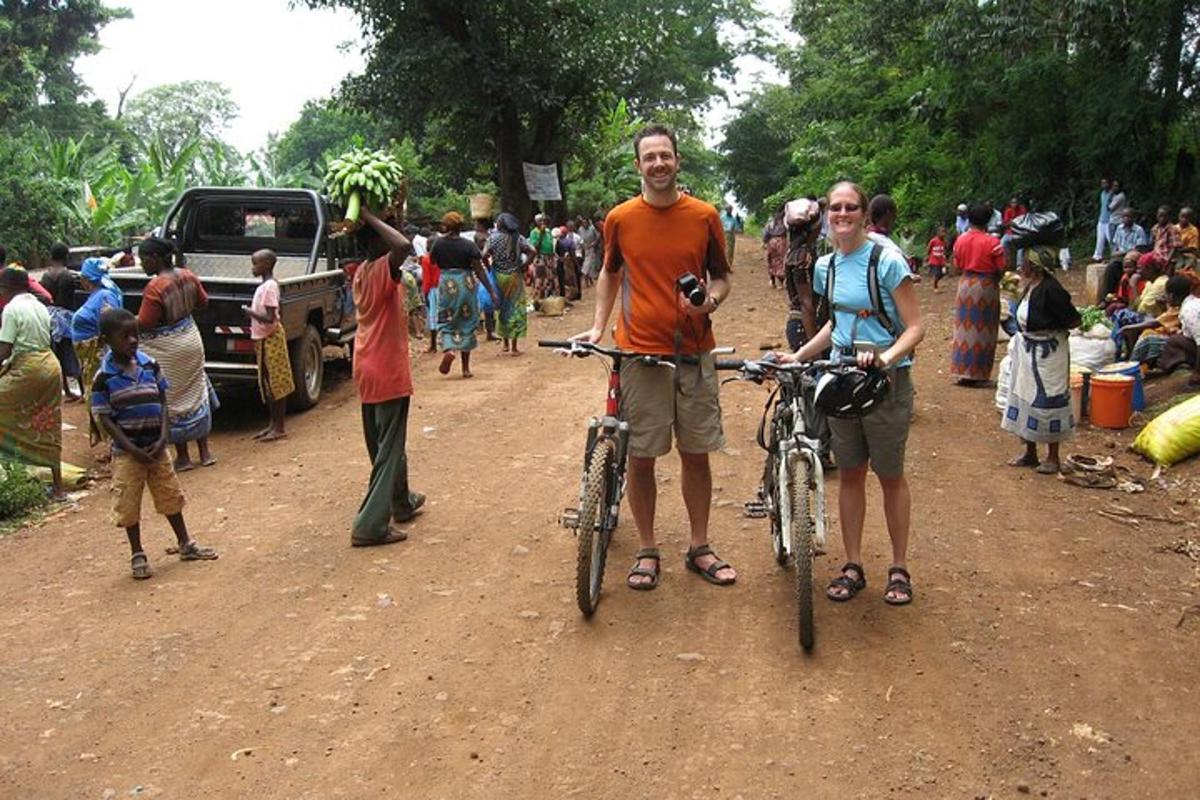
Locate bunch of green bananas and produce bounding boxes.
[323,148,405,223]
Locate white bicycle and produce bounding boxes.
[718,355,852,651]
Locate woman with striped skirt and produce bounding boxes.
[950,203,1007,385]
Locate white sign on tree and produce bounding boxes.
[523,162,562,202]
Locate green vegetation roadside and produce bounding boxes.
[0,463,49,534]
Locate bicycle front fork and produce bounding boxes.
[561,417,629,531]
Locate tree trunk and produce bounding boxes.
[528,108,565,223]
[494,107,532,225]
[1158,0,1186,119]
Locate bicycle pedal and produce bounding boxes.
[743,501,768,519]
[560,508,580,529]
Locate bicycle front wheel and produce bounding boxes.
[790,455,817,651]
[576,437,617,617]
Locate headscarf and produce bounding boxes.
[0,266,29,291]
[496,212,520,234]
[1024,246,1058,275]
[1137,251,1168,273]
[80,257,123,300]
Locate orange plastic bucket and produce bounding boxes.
[1089,374,1134,429]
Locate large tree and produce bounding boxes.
[123,80,239,162]
[725,0,1200,231]
[0,0,130,131]
[306,0,754,221]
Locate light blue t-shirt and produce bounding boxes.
[1098,189,1112,224]
[813,241,914,367]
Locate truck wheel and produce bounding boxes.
[288,324,324,411]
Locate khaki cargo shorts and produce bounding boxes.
[111,450,186,528]
[827,367,914,480]
[619,352,725,459]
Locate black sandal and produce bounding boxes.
[684,544,736,586]
[826,561,866,602]
[627,547,661,590]
[884,565,913,606]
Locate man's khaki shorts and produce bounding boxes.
[111,450,186,528]
[619,352,725,458]
[827,367,914,479]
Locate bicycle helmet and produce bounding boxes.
[812,367,890,419]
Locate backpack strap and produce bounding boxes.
[866,244,897,336]
[828,244,899,342]
[825,252,837,332]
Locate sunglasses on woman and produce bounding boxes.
[828,203,861,213]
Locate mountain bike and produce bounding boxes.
[540,339,728,617]
[717,354,853,651]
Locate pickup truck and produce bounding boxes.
[108,187,364,410]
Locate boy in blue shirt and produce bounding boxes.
[91,308,217,579]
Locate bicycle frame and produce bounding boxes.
[773,383,828,556]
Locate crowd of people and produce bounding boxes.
[5,126,1200,604]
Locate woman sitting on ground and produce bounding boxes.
[1001,248,1082,475]
[1152,279,1200,386]
[1118,276,1193,365]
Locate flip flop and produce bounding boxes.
[627,547,661,591]
[174,461,195,473]
[1035,461,1061,475]
[178,541,218,561]
[684,544,735,586]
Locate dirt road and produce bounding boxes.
[2,237,1198,799]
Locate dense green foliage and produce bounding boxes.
[725,0,1200,239]
[0,463,47,521]
[123,80,239,162]
[0,1,129,129]
[305,0,754,220]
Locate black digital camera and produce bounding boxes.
[676,272,707,306]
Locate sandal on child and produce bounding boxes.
[130,552,151,580]
[826,561,866,602]
[684,544,736,586]
[884,565,914,606]
[627,547,661,590]
[178,540,218,561]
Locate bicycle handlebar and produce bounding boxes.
[715,354,860,374]
[538,340,732,367]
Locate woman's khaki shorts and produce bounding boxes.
[619,353,725,458]
[827,367,914,479]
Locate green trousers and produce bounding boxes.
[353,397,419,542]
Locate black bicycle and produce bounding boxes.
[540,339,726,616]
[717,354,853,650]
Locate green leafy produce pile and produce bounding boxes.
[1077,305,1111,331]
[323,148,405,223]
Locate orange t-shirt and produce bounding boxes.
[603,194,729,355]
[352,255,413,403]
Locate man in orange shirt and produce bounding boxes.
[351,207,424,547]
[573,123,736,590]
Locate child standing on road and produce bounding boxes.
[91,307,218,580]
[927,225,948,291]
[242,249,294,441]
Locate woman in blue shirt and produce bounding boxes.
[784,181,926,606]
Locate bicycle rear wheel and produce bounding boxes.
[576,437,617,617]
[790,455,816,651]
[763,451,787,566]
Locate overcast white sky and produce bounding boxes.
[77,0,792,154]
